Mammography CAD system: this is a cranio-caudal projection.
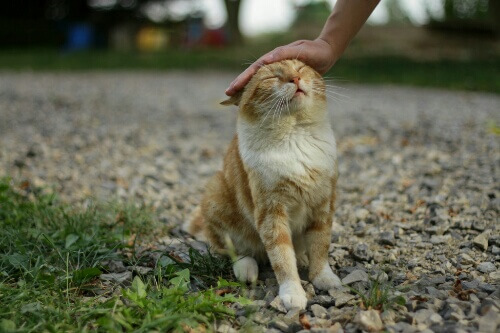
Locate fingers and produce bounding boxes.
[225,41,308,96]
[225,59,263,96]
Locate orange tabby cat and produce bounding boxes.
[185,59,341,310]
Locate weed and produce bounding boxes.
[349,274,406,312]
[99,269,246,332]
[158,245,235,289]
[0,178,248,331]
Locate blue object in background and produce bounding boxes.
[66,23,94,51]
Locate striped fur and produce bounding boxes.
[185,60,341,309]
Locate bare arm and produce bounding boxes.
[225,0,380,96]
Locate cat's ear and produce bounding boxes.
[220,90,243,106]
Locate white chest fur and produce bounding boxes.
[238,120,337,189]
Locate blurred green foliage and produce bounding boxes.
[0,47,497,93]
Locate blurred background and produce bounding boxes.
[1,0,499,92]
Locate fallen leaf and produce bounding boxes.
[300,314,311,329]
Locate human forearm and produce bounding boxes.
[225,0,380,96]
[318,0,380,64]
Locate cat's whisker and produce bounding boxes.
[309,87,350,104]
[261,90,282,105]
[273,96,285,124]
[322,89,350,99]
[323,84,349,91]
[322,76,349,81]
[311,84,350,99]
[261,92,285,128]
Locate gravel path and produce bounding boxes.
[1,72,499,332]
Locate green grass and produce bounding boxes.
[349,274,406,312]
[0,48,498,93]
[0,178,247,332]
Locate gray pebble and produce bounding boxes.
[473,233,489,251]
[379,231,396,246]
[352,243,372,262]
[310,304,328,319]
[342,270,369,285]
[477,262,496,273]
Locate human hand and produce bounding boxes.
[225,38,336,96]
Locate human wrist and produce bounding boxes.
[316,36,340,69]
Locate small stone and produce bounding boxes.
[269,319,289,332]
[342,270,369,285]
[356,309,383,332]
[473,232,489,251]
[310,328,332,333]
[380,310,396,324]
[479,282,496,293]
[310,304,328,319]
[217,324,237,333]
[388,322,417,333]
[303,282,316,299]
[492,245,500,255]
[269,296,287,313]
[355,208,370,221]
[103,260,127,273]
[430,235,451,244]
[458,253,475,265]
[264,290,276,304]
[489,271,500,282]
[311,295,335,307]
[353,243,372,262]
[425,286,447,299]
[354,221,367,236]
[329,322,343,333]
[413,309,443,326]
[252,312,270,325]
[379,231,396,246]
[477,262,496,274]
[472,220,486,231]
[266,329,282,333]
[455,220,472,229]
[328,290,356,307]
[285,307,301,322]
[252,300,267,307]
[478,308,499,333]
[429,276,446,285]
[100,271,132,284]
[288,323,303,332]
[479,299,500,315]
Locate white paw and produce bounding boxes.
[296,251,309,269]
[233,256,258,283]
[312,263,342,290]
[279,280,308,310]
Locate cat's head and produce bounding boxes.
[222,60,326,123]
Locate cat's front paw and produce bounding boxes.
[233,256,258,283]
[311,263,342,290]
[279,281,307,310]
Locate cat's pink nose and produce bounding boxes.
[290,77,300,87]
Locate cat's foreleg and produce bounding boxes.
[256,204,307,310]
[306,200,342,290]
[294,237,309,269]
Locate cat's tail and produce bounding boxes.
[182,206,207,241]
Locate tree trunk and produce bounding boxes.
[224,0,243,44]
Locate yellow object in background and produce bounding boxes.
[136,27,169,52]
